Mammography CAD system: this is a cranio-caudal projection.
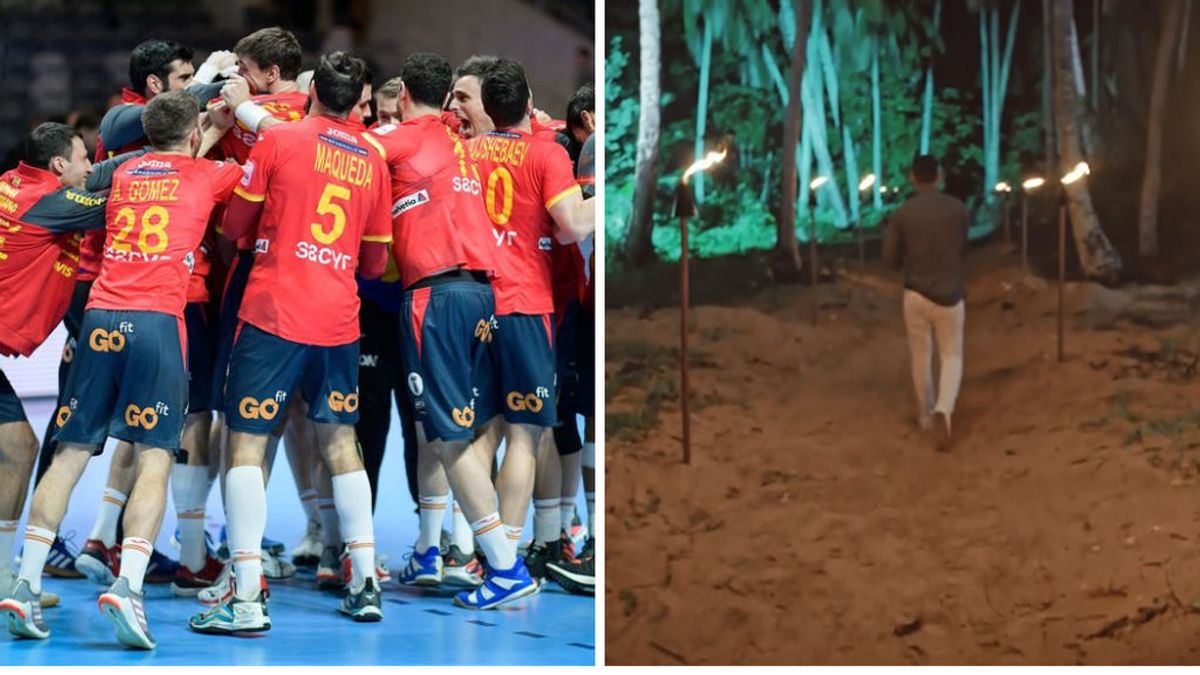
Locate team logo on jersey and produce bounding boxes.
[240,160,255,187]
[54,406,71,428]
[89,328,125,353]
[328,390,359,413]
[407,373,424,397]
[184,251,195,273]
[392,189,430,218]
[506,391,546,413]
[62,338,75,364]
[451,405,475,428]
[538,237,552,252]
[124,404,161,430]
[474,319,494,343]
[239,396,281,420]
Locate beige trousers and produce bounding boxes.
[903,289,964,427]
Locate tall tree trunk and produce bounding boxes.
[843,124,860,225]
[980,10,994,203]
[627,0,662,265]
[797,68,814,218]
[1138,0,1184,259]
[1067,13,1100,158]
[1091,0,1100,112]
[693,18,713,203]
[777,0,811,271]
[919,0,942,155]
[1179,0,1194,74]
[1053,0,1121,281]
[1042,0,1055,173]
[871,39,882,209]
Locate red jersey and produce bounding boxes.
[88,153,242,318]
[0,165,93,356]
[234,115,392,346]
[368,115,495,288]
[551,241,586,316]
[468,128,580,316]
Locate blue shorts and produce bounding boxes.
[399,274,497,442]
[211,250,254,412]
[55,309,189,452]
[0,367,27,423]
[224,322,360,434]
[494,313,557,427]
[185,302,216,413]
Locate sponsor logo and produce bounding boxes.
[89,328,125,353]
[240,160,255,187]
[359,354,379,368]
[124,404,161,429]
[452,176,481,195]
[392,189,430,217]
[294,242,350,269]
[328,390,359,413]
[239,396,281,420]
[407,373,424,397]
[62,338,74,364]
[55,405,71,428]
[474,318,495,343]
[492,228,518,247]
[451,405,476,428]
[538,236,552,251]
[255,238,269,254]
[506,391,545,413]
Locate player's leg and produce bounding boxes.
[311,454,343,589]
[525,429,562,582]
[283,399,321,567]
[397,427,449,586]
[76,441,135,586]
[546,413,595,596]
[355,294,394,511]
[0,376,39,595]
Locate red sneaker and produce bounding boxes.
[75,539,120,586]
[171,555,225,597]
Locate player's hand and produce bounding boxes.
[207,103,235,131]
[197,50,238,83]
[532,108,553,126]
[221,75,252,110]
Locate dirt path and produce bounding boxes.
[606,247,1200,664]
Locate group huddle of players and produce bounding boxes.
[0,26,596,650]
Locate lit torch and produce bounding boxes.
[675,148,728,465]
[808,176,828,327]
[1020,176,1045,272]
[1055,161,1090,363]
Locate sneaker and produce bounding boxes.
[75,539,120,586]
[43,533,83,578]
[375,552,392,583]
[442,545,484,587]
[261,535,285,556]
[523,542,555,582]
[172,555,225,597]
[97,577,155,649]
[316,545,342,590]
[0,568,58,609]
[261,549,295,579]
[197,562,233,606]
[546,537,595,596]
[568,510,588,545]
[932,411,951,451]
[291,520,323,568]
[453,559,538,610]
[0,579,50,639]
[339,577,383,622]
[188,577,271,634]
[397,546,442,586]
[144,549,180,584]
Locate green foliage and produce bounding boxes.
[605,35,640,262]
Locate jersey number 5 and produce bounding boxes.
[112,206,169,255]
[312,183,351,244]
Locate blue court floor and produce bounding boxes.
[2,398,595,666]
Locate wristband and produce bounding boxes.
[194,62,220,84]
[235,101,271,132]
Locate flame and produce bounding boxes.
[858,173,876,191]
[994,181,1012,193]
[1022,177,1046,191]
[809,175,829,191]
[1060,161,1090,185]
[682,149,728,184]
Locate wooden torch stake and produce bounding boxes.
[1021,195,1029,272]
[680,215,691,464]
[809,212,818,327]
[1057,201,1066,363]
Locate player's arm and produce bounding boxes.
[85,147,148,191]
[358,242,389,279]
[96,105,148,155]
[548,187,593,245]
[196,103,236,158]
[22,187,110,233]
[222,191,263,241]
[220,75,292,133]
[358,163,395,280]
[222,131,274,241]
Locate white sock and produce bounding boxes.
[317,497,340,548]
[559,499,576,535]
[18,525,54,594]
[585,492,595,533]
[89,488,127,547]
[172,464,209,572]
[451,501,474,555]
[299,488,319,525]
[118,536,152,593]
[533,498,560,545]
[416,493,449,553]
[0,520,17,567]
[225,466,266,600]
[472,513,515,571]
[503,524,522,558]
[332,470,376,591]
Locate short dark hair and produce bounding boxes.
[141,90,199,149]
[480,59,530,129]
[25,123,81,170]
[313,51,368,115]
[234,27,302,81]
[401,53,452,108]
[911,154,939,184]
[566,82,594,132]
[454,55,498,81]
[130,39,194,97]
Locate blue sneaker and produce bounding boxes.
[397,546,443,586]
[261,535,285,555]
[44,532,82,578]
[144,549,180,584]
[453,559,537,610]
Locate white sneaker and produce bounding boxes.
[291,520,322,567]
[0,568,59,608]
[375,552,391,583]
[198,562,233,606]
[261,549,295,579]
